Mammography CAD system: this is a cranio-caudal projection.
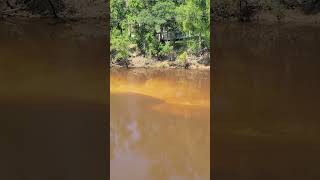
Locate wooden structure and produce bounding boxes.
[157,31,192,42]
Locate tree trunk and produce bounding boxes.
[160,26,163,42]
[198,33,201,50]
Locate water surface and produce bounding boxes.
[110,69,210,180]
[0,19,107,180]
[213,23,320,180]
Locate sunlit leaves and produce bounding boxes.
[111,0,210,59]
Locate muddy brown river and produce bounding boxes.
[213,23,320,180]
[0,19,108,180]
[110,69,210,180]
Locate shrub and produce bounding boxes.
[177,52,187,65]
[159,42,174,59]
[187,41,201,55]
[111,29,130,64]
[145,32,160,57]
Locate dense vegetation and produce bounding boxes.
[213,0,320,22]
[111,0,210,65]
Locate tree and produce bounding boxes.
[176,0,210,53]
[110,0,210,63]
[111,28,130,66]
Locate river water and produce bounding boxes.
[213,23,320,180]
[0,19,108,180]
[110,69,210,180]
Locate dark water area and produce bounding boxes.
[110,69,210,180]
[0,19,108,180]
[213,23,320,180]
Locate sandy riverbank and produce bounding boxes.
[110,54,211,70]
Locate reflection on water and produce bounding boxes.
[110,69,210,180]
[214,23,320,180]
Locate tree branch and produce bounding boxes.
[1,7,22,14]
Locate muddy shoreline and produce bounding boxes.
[110,54,211,70]
[110,64,210,70]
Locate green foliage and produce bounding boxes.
[176,0,209,33]
[203,30,210,49]
[111,0,210,62]
[159,42,174,58]
[111,29,130,62]
[111,0,127,30]
[151,1,177,31]
[187,40,201,55]
[177,52,187,65]
[176,0,210,53]
[144,32,160,57]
